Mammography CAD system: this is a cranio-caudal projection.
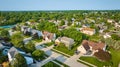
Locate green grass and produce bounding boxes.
[42,61,60,67]
[32,39,42,43]
[109,48,120,67]
[79,56,112,67]
[77,60,93,67]
[53,43,79,56]
[23,35,30,38]
[79,47,120,67]
[52,49,70,57]
[54,60,69,67]
[44,42,54,47]
[54,45,75,56]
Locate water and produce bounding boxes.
[0,25,15,28]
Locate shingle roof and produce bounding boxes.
[81,27,95,31]
[82,40,105,50]
[8,47,25,58]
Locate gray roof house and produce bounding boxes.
[0,42,12,50]
[31,29,42,37]
[21,26,42,37]
[55,37,75,50]
[8,47,33,65]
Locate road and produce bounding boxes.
[34,42,87,67]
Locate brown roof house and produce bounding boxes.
[42,31,56,42]
[80,27,95,35]
[55,37,75,50]
[77,40,106,55]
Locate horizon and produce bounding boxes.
[0,9,120,11]
[0,0,120,11]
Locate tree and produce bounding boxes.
[11,33,24,48]
[0,29,9,37]
[32,50,45,60]
[60,20,65,26]
[62,28,87,43]
[10,53,27,67]
[37,21,58,33]
[24,41,35,53]
[111,34,120,40]
[67,22,72,26]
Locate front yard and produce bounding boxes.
[42,61,60,67]
[79,47,120,67]
[79,56,112,67]
[53,43,79,56]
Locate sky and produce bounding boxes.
[0,0,120,11]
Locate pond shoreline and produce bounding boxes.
[0,25,15,28]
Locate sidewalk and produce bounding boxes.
[78,59,97,67]
[35,43,87,67]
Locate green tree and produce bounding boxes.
[11,33,24,48]
[62,28,87,43]
[0,29,9,37]
[60,20,65,26]
[37,21,58,33]
[10,53,27,67]
[111,34,120,40]
[32,50,45,60]
[24,41,35,53]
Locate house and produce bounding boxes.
[103,33,111,39]
[42,31,56,41]
[26,21,36,25]
[21,26,30,34]
[77,40,106,55]
[21,26,42,37]
[8,47,33,65]
[80,27,95,35]
[31,29,42,37]
[58,25,68,30]
[107,19,115,23]
[8,29,17,36]
[0,43,5,50]
[0,42,13,50]
[55,37,75,50]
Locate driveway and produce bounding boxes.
[35,42,87,67]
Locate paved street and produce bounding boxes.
[34,42,87,67]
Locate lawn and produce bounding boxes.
[109,48,120,67]
[79,56,112,67]
[79,47,120,67]
[32,39,42,43]
[54,60,69,67]
[42,61,60,67]
[44,42,54,47]
[53,43,79,56]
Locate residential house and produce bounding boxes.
[21,26,30,34]
[26,21,37,25]
[0,42,13,50]
[8,47,33,65]
[58,25,68,30]
[21,26,42,37]
[80,27,95,35]
[107,19,115,24]
[42,31,56,42]
[8,29,17,36]
[77,40,106,55]
[31,29,42,37]
[55,37,75,50]
[103,33,111,39]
